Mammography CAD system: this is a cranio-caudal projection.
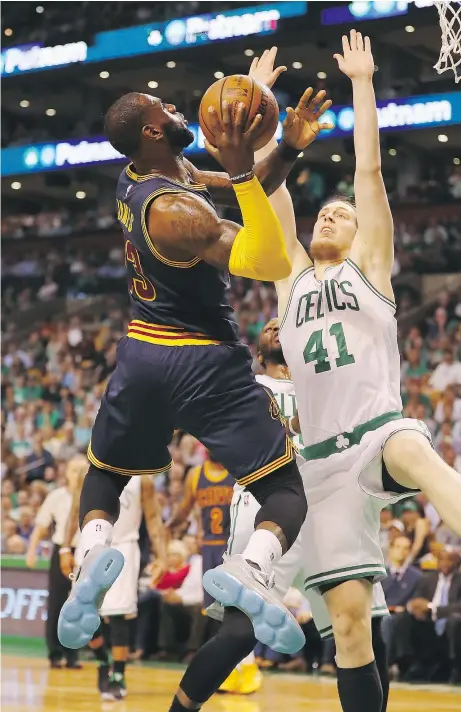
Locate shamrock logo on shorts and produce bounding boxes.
[336,434,350,450]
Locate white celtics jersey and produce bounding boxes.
[111,476,142,545]
[256,373,302,451]
[234,373,300,496]
[279,259,401,447]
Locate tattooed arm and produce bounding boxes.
[148,180,291,280]
[148,191,240,269]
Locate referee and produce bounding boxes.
[26,455,87,668]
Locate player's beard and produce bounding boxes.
[163,122,195,152]
[260,344,286,366]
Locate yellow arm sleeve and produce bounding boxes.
[228,176,292,281]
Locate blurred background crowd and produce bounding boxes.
[2,0,461,692]
[2,282,461,683]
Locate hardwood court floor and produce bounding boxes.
[2,655,460,712]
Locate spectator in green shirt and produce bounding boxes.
[401,348,430,381]
[401,378,433,418]
[36,401,61,430]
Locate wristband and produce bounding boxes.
[59,547,71,554]
[288,416,299,437]
[229,170,255,184]
[278,140,301,161]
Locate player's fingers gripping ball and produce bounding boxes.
[199,74,279,150]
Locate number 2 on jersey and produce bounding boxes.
[125,240,156,301]
[210,507,223,535]
[304,322,355,374]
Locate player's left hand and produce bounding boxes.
[248,46,287,88]
[282,89,334,150]
[334,30,375,81]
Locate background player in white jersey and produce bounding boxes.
[214,318,390,709]
[61,472,166,701]
[258,31,461,712]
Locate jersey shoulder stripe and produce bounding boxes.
[346,259,396,310]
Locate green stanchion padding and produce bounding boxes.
[0,556,50,570]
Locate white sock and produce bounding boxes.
[80,519,113,556]
[242,529,283,575]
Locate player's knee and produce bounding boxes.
[251,460,307,549]
[79,465,129,528]
[325,582,371,654]
[333,604,368,641]
[109,615,131,648]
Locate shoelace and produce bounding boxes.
[223,553,276,590]
[248,564,276,590]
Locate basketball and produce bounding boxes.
[199,74,279,151]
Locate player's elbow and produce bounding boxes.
[230,253,292,281]
[355,161,381,175]
[266,253,292,281]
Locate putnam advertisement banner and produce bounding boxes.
[2,91,459,177]
[1,564,48,637]
[1,2,307,76]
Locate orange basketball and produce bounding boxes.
[199,74,279,151]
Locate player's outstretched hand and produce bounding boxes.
[248,46,287,88]
[282,89,334,151]
[204,101,260,177]
[334,29,375,80]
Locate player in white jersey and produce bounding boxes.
[214,318,390,707]
[60,471,166,701]
[255,32,461,712]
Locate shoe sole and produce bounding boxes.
[202,569,305,654]
[58,548,124,649]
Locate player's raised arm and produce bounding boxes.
[249,49,332,310]
[253,88,332,265]
[185,48,330,207]
[150,103,292,282]
[334,31,394,290]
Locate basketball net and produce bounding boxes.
[434,0,461,83]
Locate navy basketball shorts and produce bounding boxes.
[88,336,294,484]
[201,543,227,609]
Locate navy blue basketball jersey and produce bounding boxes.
[116,163,239,343]
[191,461,234,544]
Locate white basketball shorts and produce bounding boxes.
[300,416,431,594]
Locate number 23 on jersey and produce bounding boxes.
[125,240,156,302]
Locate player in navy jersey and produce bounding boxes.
[168,453,234,609]
[58,49,334,711]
